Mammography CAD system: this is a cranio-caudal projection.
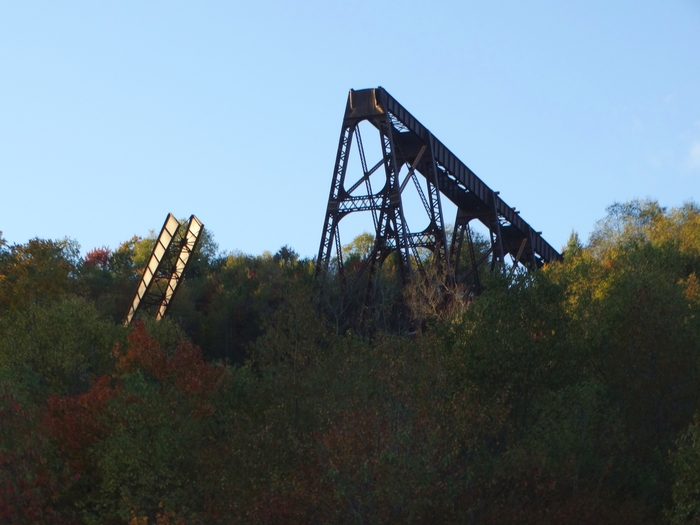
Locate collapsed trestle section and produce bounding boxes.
[125,213,203,326]
[316,87,561,308]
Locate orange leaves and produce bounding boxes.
[115,321,168,379]
[46,321,224,476]
[682,272,700,303]
[39,321,230,522]
[115,321,224,396]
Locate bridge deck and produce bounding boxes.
[344,87,562,266]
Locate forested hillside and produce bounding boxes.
[2,199,700,524]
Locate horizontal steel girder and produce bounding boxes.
[344,87,562,266]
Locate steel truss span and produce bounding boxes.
[316,87,562,297]
[125,213,203,326]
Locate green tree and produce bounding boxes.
[0,238,80,315]
[669,418,700,524]
[0,297,119,399]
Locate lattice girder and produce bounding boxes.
[125,213,203,326]
[316,87,562,303]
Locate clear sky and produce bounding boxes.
[1,1,699,258]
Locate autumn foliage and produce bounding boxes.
[2,200,700,523]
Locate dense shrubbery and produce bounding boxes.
[2,199,700,523]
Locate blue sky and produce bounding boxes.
[1,1,699,258]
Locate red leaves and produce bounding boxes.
[0,387,74,525]
[115,321,168,379]
[167,337,224,396]
[115,320,224,396]
[45,375,117,471]
[48,321,224,464]
[37,321,229,521]
[83,247,111,269]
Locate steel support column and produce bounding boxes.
[315,87,562,315]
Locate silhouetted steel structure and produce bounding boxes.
[125,213,203,326]
[316,87,561,296]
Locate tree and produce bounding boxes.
[670,418,700,524]
[0,380,76,525]
[0,297,119,399]
[44,321,229,523]
[0,238,79,315]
